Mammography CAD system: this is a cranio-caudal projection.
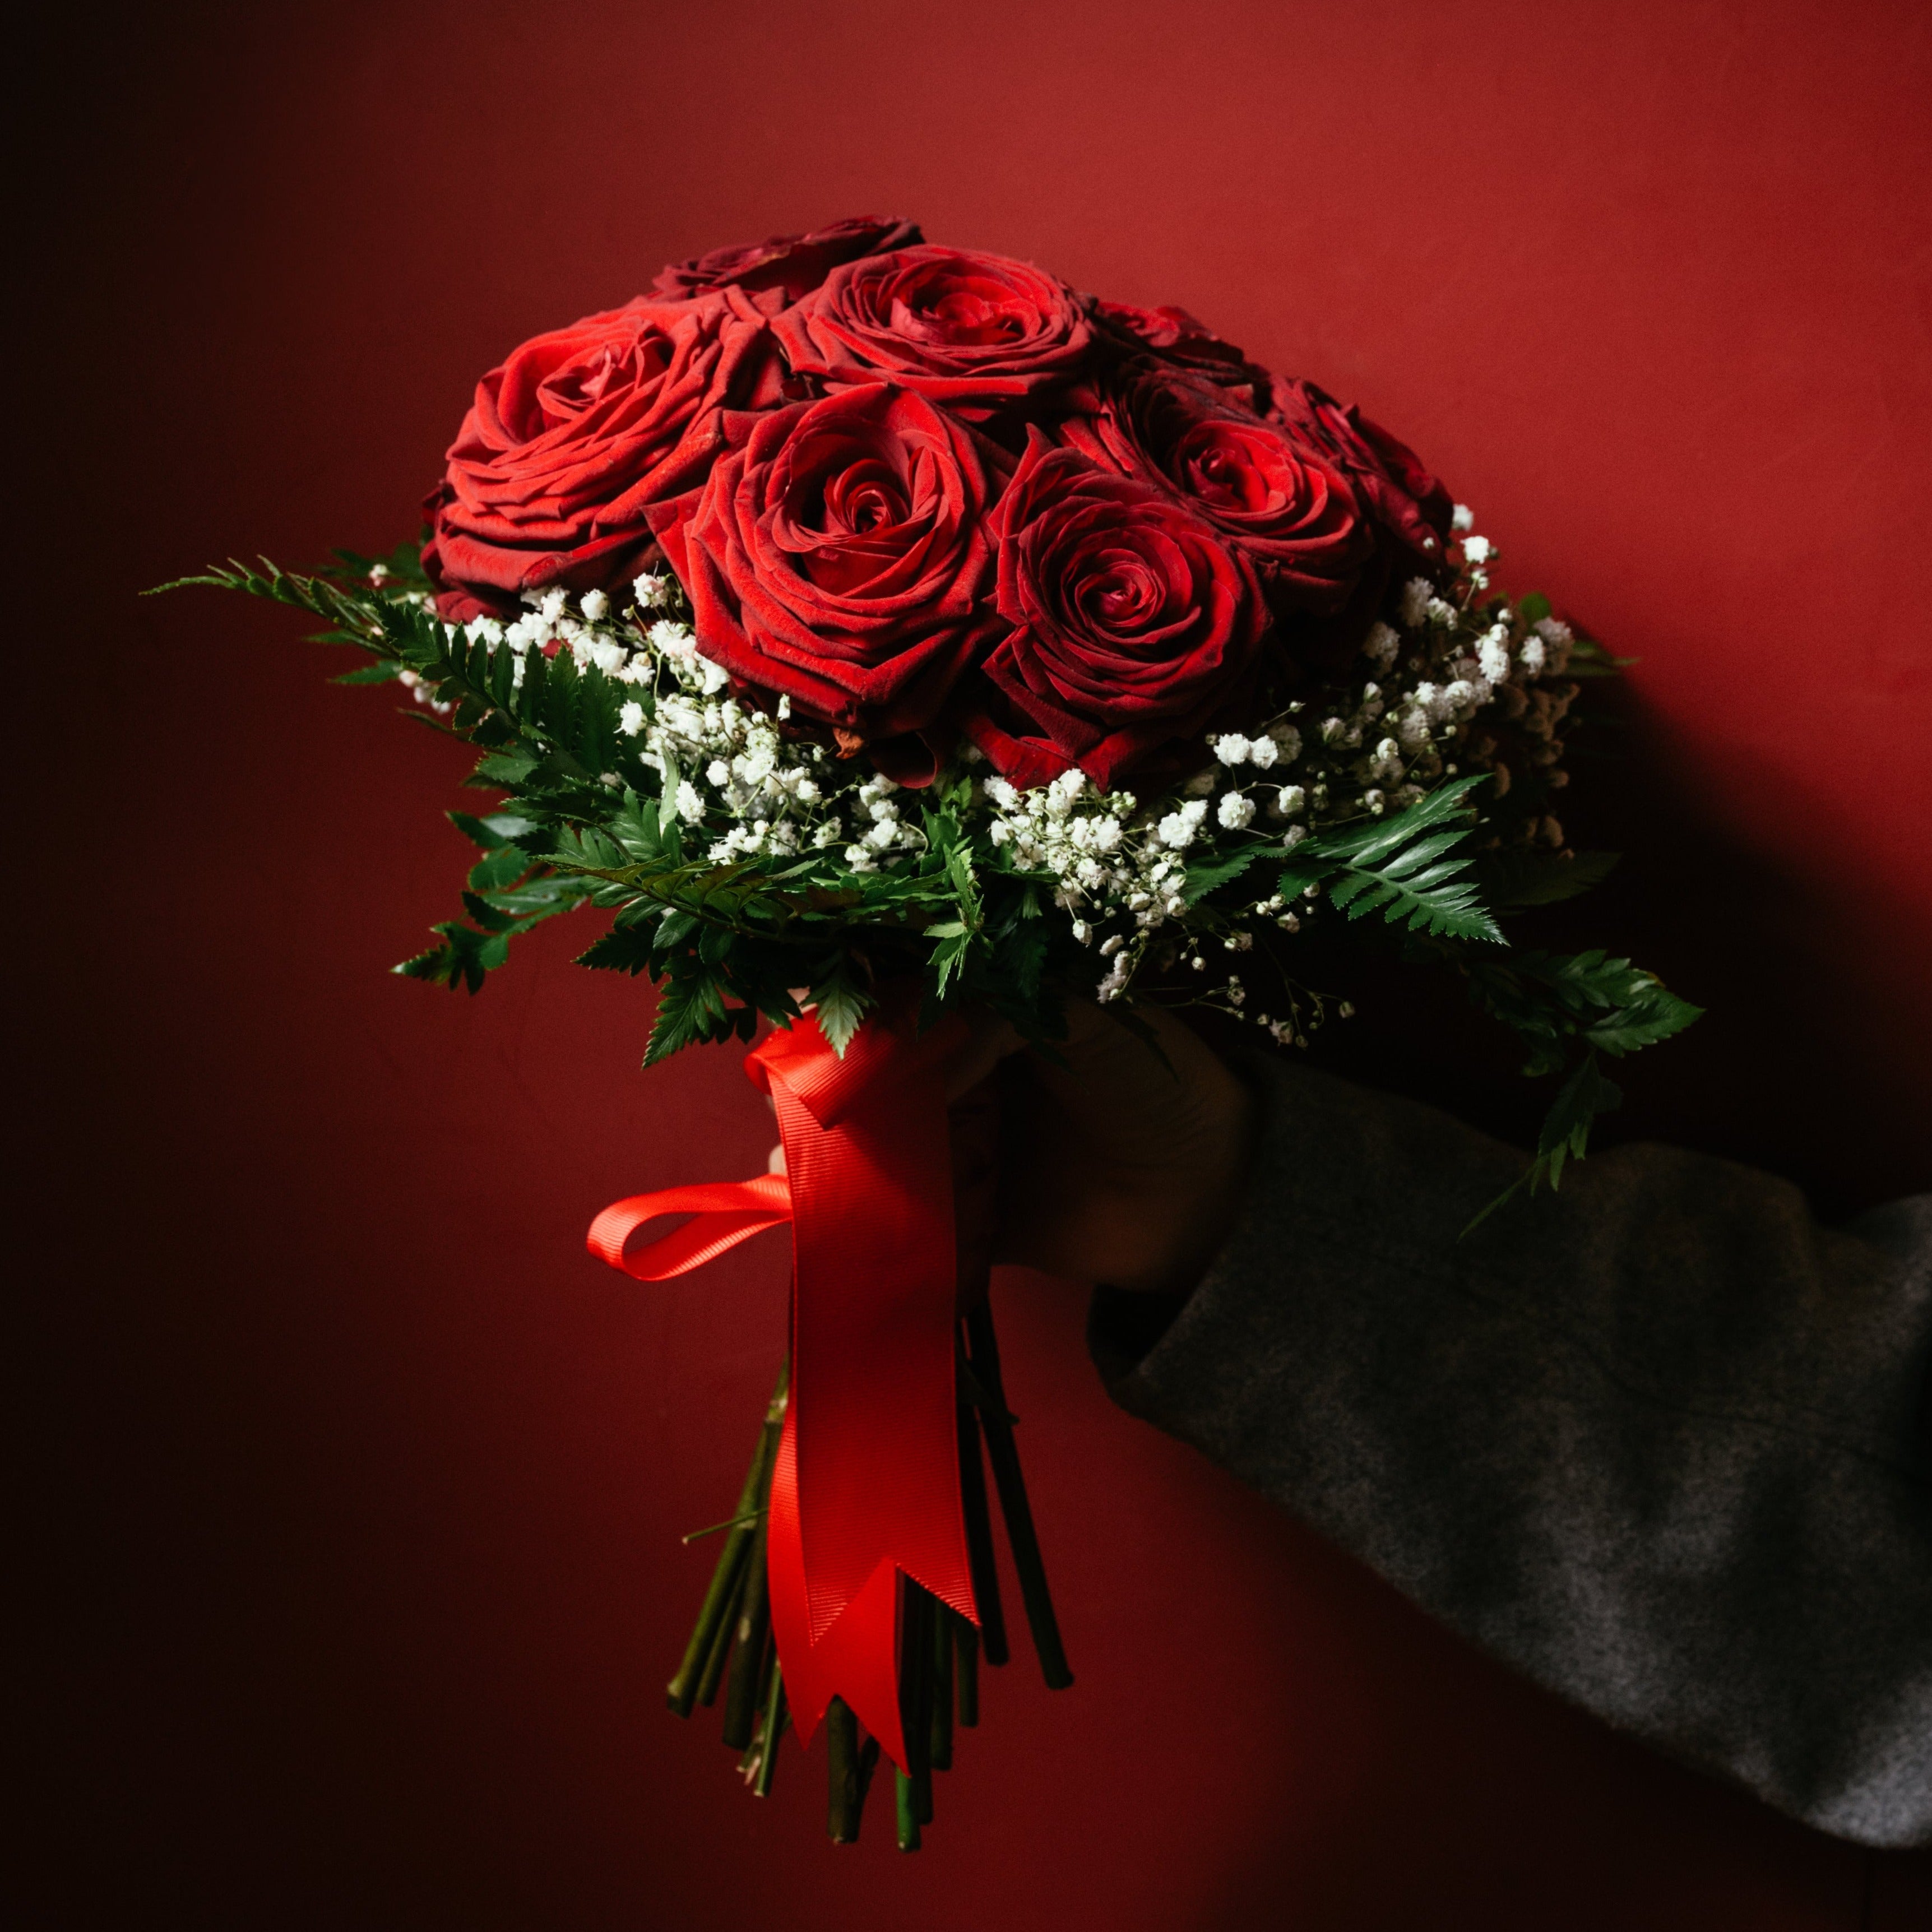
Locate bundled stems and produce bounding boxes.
[666,1301,1071,1846]
[668,1359,787,1718]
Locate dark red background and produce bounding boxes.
[22,3,1931,1925]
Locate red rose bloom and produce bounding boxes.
[651,215,923,304]
[1270,377,1453,560]
[773,247,1094,419]
[423,291,777,617]
[966,435,1267,790]
[650,383,1006,748]
[1060,362,1372,613]
[1090,299,1276,412]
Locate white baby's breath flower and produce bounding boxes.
[1245,734,1279,771]
[618,701,646,736]
[580,588,610,622]
[1157,800,1208,849]
[1518,635,1547,674]
[632,571,673,610]
[1461,534,1491,564]
[705,759,730,787]
[1217,791,1255,830]
[588,638,626,675]
[674,780,703,823]
[1477,633,1512,684]
[1425,596,1458,628]
[844,845,877,873]
[1451,503,1474,532]
[1213,733,1252,766]
[1275,784,1306,817]
[1400,578,1433,627]
[649,618,696,657]
[1362,620,1401,670]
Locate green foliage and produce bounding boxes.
[1181,847,1264,904]
[1463,946,1702,1078]
[1465,1051,1626,1233]
[1277,776,1504,943]
[172,546,1697,1223]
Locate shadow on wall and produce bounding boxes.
[1268,672,1928,1220]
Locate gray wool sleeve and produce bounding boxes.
[1087,1055,1932,1848]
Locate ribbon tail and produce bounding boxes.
[766,1400,909,1769]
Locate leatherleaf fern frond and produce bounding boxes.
[1277,775,1504,943]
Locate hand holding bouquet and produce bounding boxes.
[170,214,1698,1848]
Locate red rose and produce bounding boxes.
[773,247,1094,419]
[1270,377,1453,560]
[966,435,1267,790]
[1060,361,1372,613]
[651,215,923,304]
[650,383,1006,748]
[423,291,778,616]
[1090,299,1276,413]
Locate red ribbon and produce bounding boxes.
[586,997,976,1769]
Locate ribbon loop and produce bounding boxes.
[587,1174,792,1280]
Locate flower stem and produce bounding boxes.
[962,1303,1073,1691]
[898,1579,935,1828]
[954,1613,979,1728]
[827,1695,884,1843]
[719,1507,772,1751]
[666,1358,787,1718]
[693,1537,748,1708]
[955,1341,1009,1667]
[895,1768,921,1853]
[929,1603,955,1771]
[749,1648,787,1799]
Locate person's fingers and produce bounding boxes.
[767,1142,786,1175]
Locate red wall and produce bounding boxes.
[25,3,1930,1925]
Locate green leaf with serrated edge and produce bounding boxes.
[1290,773,1487,863]
[460,890,522,933]
[929,931,972,998]
[1516,592,1553,626]
[471,752,537,788]
[574,925,659,975]
[1463,1051,1624,1234]
[467,846,529,891]
[1183,846,1263,904]
[1584,984,1702,1057]
[809,967,873,1057]
[332,661,404,685]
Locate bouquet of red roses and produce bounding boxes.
[170,215,1697,1849]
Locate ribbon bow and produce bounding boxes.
[587,998,976,1769]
